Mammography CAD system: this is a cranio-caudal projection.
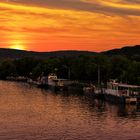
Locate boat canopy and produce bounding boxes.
[111,82,140,88]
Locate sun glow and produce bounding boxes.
[10,44,25,50]
[9,41,26,50]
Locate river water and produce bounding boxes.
[0,81,140,140]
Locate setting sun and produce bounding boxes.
[10,42,26,50]
[10,44,25,50]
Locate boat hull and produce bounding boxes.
[104,94,125,104]
[48,85,68,91]
[104,93,140,105]
[84,91,104,100]
[37,84,48,89]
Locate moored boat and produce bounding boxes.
[104,80,140,104]
[47,73,72,91]
[83,84,104,99]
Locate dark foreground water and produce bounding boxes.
[0,81,140,140]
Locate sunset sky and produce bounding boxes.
[0,0,140,52]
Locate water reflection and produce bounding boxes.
[0,81,140,140]
[117,104,140,119]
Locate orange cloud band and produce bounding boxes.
[0,1,140,52]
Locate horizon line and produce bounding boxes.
[0,45,139,53]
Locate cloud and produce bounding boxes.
[1,1,140,51]
[82,0,140,16]
[5,0,140,16]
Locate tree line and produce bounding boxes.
[0,54,140,85]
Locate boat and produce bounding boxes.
[47,73,72,91]
[27,73,73,91]
[37,76,48,88]
[83,65,104,99]
[83,84,104,99]
[104,80,140,104]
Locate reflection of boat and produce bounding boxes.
[125,105,140,117]
[125,104,137,114]
[117,104,140,117]
[104,80,140,104]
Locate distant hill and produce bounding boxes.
[103,45,140,60]
[0,48,97,60]
[0,45,140,60]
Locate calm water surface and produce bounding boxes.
[0,81,140,140]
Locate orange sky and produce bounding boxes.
[0,0,140,52]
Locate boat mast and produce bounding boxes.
[98,65,100,87]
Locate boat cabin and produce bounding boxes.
[106,80,140,97]
[48,73,72,87]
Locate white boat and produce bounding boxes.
[47,73,72,91]
[104,80,140,104]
